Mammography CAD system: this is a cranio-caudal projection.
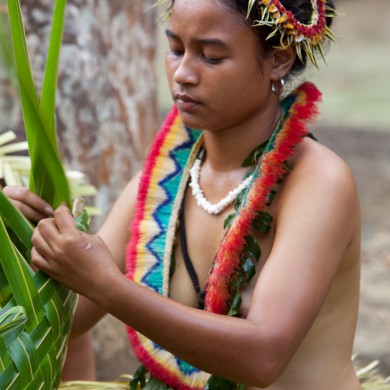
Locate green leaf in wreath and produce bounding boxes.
[252,211,273,234]
[266,189,276,206]
[234,188,246,211]
[224,213,235,229]
[241,258,256,284]
[242,140,269,167]
[205,375,235,389]
[130,364,147,390]
[244,234,261,260]
[227,289,242,317]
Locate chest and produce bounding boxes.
[169,190,274,316]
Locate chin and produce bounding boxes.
[177,111,204,130]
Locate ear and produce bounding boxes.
[270,45,296,81]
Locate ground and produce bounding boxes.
[319,128,390,376]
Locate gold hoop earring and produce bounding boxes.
[271,79,285,96]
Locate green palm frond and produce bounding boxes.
[0,0,95,388]
[6,0,71,208]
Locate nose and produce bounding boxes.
[172,53,199,86]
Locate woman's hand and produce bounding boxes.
[31,205,122,299]
[3,185,53,223]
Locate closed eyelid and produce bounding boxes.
[166,29,179,41]
[165,29,229,50]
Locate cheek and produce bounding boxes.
[223,66,265,103]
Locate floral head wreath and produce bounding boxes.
[250,0,337,67]
[155,0,337,68]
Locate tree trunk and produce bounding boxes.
[0,0,158,380]
[2,0,158,224]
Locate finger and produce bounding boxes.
[3,186,53,218]
[32,226,56,259]
[35,218,61,251]
[31,247,49,272]
[54,205,77,234]
[12,200,48,223]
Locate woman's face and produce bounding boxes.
[165,0,277,132]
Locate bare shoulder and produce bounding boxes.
[281,137,359,213]
[274,137,360,256]
[293,137,356,191]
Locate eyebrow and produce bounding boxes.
[165,29,229,49]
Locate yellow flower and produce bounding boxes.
[310,35,323,45]
[284,22,295,30]
[278,13,289,24]
[268,4,278,13]
[262,0,272,6]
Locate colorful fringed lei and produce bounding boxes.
[126,82,322,389]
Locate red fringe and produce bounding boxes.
[126,106,178,278]
[127,329,203,390]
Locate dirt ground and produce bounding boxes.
[319,128,390,376]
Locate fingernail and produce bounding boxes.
[44,206,54,215]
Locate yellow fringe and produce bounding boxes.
[59,361,390,389]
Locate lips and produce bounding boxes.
[174,93,201,110]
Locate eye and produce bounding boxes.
[168,49,184,57]
[202,54,223,65]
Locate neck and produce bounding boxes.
[202,101,282,173]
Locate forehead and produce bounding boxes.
[169,0,254,44]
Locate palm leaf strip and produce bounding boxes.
[0,1,82,388]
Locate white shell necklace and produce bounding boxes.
[189,158,253,215]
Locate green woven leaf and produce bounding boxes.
[0,218,41,330]
[0,190,33,253]
[0,306,27,338]
[0,1,82,388]
[39,0,67,149]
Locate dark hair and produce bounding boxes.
[219,0,336,75]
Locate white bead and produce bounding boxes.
[189,158,253,215]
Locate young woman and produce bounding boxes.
[4,0,361,388]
